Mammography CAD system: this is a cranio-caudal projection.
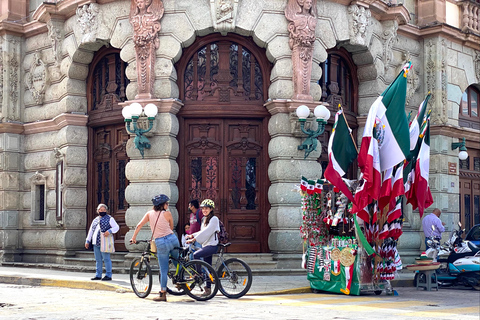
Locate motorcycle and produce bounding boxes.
[423,223,480,290]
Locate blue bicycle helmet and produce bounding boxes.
[152,194,169,206]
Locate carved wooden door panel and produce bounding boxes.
[184,118,265,252]
[90,124,129,252]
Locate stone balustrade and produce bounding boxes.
[460,0,480,34]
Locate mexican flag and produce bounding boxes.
[300,176,308,191]
[324,109,358,203]
[378,167,393,211]
[387,197,403,222]
[390,163,405,208]
[359,64,411,177]
[409,93,431,153]
[307,180,315,195]
[414,119,433,217]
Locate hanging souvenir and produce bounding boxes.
[331,247,341,276]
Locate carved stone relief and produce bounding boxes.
[382,20,398,73]
[3,37,21,122]
[77,3,100,44]
[31,171,46,186]
[348,4,371,47]
[0,38,3,111]
[47,18,64,66]
[129,0,164,100]
[425,39,448,125]
[475,52,480,82]
[399,52,419,105]
[25,51,48,105]
[210,0,238,36]
[285,0,317,101]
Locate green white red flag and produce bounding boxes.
[324,109,358,203]
[357,64,411,204]
[413,118,433,217]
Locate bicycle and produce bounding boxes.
[214,243,253,298]
[129,240,219,301]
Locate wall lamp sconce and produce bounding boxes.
[296,104,330,159]
[122,102,158,158]
[451,137,468,161]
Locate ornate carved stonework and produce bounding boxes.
[210,0,238,36]
[285,0,317,102]
[53,147,64,163]
[382,20,398,73]
[31,171,46,185]
[425,40,448,125]
[348,4,371,46]
[77,3,100,44]
[399,52,419,105]
[47,18,64,66]
[129,0,164,100]
[0,38,3,109]
[25,51,48,105]
[475,52,480,83]
[4,37,21,122]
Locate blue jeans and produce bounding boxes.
[155,233,180,291]
[93,244,112,278]
[193,245,218,288]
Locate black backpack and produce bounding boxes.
[216,219,229,245]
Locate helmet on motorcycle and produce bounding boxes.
[200,199,215,209]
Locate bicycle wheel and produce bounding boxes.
[166,259,186,296]
[130,257,153,298]
[217,258,252,298]
[180,260,219,301]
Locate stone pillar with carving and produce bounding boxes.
[285,0,317,102]
[129,0,164,100]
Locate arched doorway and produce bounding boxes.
[87,47,130,251]
[176,34,272,253]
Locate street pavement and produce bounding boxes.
[0,265,415,295]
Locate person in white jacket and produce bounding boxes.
[85,204,119,281]
[186,199,220,297]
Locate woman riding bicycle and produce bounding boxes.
[130,194,179,302]
[186,199,220,297]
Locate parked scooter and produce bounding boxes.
[424,223,480,290]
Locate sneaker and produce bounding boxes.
[153,292,167,302]
[101,276,112,281]
[91,277,101,280]
[201,288,212,297]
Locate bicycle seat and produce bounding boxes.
[217,243,231,248]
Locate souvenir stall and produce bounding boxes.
[299,178,401,295]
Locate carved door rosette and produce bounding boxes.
[77,3,100,45]
[129,0,164,100]
[25,51,48,106]
[285,0,318,102]
[210,0,239,36]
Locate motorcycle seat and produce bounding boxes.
[467,241,479,252]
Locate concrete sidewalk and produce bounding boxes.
[0,265,414,295]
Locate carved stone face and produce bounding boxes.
[304,0,312,11]
[136,0,152,11]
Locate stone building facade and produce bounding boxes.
[0,0,478,267]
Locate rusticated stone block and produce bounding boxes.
[268,113,291,136]
[62,209,87,229]
[161,13,196,48]
[125,135,179,159]
[268,136,321,159]
[125,182,178,205]
[63,167,87,186]
[157,36,182,62]
[268,229,302,253]
[268,183,302,205]
[63,146,88,167]
[125,159,179,181]
[268,206,302,228]
[268,159,322,183]
[63,188,87,208]
[268,79,294,100]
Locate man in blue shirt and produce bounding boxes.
[422,208,445,249]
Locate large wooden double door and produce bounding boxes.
[180,118,268,252]
[87,47,130,251]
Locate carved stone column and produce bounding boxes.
[0,35,22,122]
[285,0,317,102]
[129,0,164,100]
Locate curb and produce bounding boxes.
[251,286,313,296]
[0,276,130,293]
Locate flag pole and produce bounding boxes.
[339,104,359,154]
